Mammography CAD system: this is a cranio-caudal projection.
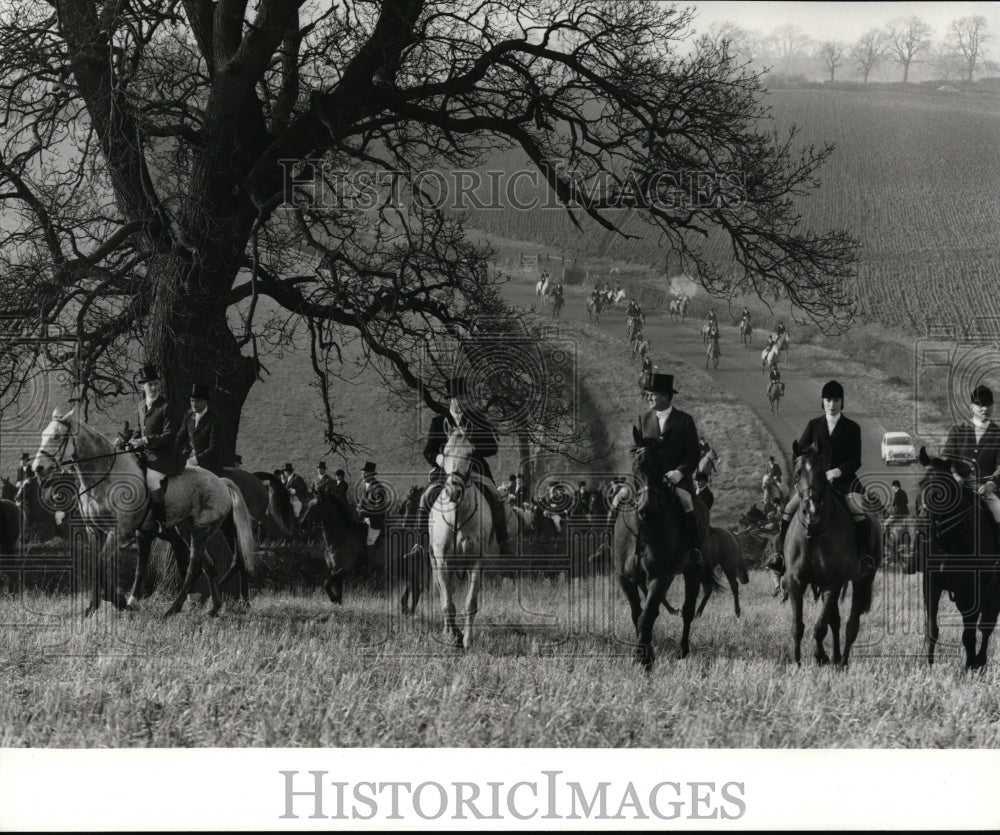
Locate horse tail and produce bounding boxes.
[225,481,258,574]
[254,471,296,536]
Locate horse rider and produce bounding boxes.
[574,480,592,517]
[942,384,1000,550]
[707,307,718,331]
[694,470,714,512]
[331,468,350,508]
[888,480,909,519]
[281,463,309,501]
[174,383,225,476]
[766,455,782,483]
[627,372,707,560]
[741,306,751,326]
[767,380,873,577]
[357,461,388,533]
[775,320,786,337]
[420,375,510,553]
[15,452,32,488]
[313,462,335,497]
[126,364,187,527]
[767,363,782,398]
[513,473,528,508]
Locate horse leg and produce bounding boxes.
[788,580,806,666]
[924,574,941,666]
[635,576,669,669]
[127,529,155,609]
[617,574,643,634]
[829,592,843,665]
[163,535,207,617]
[190,532,224,617]
[812,590,835,665]
[323,567,348,604]
[695,574,711,618]
[679,563,701,659]
[434,567,460,647]
[726,569,741,618]
[462,569,482,651]
[842,577,870,667]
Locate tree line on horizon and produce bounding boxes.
[700,15,994,85]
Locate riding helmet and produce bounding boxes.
[971,385,994,407]
[821,380,844,404]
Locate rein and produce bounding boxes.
[41,417,135,500]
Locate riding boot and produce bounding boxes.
[682,509,702,564]
[149,485,167,527]
[766,516,791,575]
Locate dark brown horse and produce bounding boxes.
[663,526,748,618]
[915,448,1000,669]
[298,486,428,611]
[784,441,881,666]
[614,428,705,669]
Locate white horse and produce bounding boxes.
[761,342,780,373]
[762,473,788,506]
[612,289,627,308]
[33,409,256,617]
[534,274,551,308]
[429,424,498,650]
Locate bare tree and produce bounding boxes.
[948,16,991,83]
[765,24,812,74]
[884,16,933,83]
[850,29,886,83]
[0,0,859,455]
[817,41,846,83]
[700,20,761,66]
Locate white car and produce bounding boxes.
[881,432,917,466]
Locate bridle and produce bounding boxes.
[37,416,130,498]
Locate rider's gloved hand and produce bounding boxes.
[665,470,683,485]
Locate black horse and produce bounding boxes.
[298,485,429,612]
[614,428,705,669]
[915,448,1000,669]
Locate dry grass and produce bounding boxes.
[2,570,997,748]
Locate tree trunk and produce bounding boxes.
[146,257,258,465]
[517,431,532,502]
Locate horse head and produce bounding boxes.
[34,408,76,474]
[915,446,972,552]
[792,442,828,529]
[441,424,475,500]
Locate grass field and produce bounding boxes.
[2,567,998,748]
[465,87,1000,334]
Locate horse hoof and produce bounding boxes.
[84,606,98,618]
[208,606,221,618]
[815,654,830,666]
[161,607,180,620]
[125,594,139,611]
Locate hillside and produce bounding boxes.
[462,87,1000,332]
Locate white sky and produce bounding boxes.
[688,1,1000,42]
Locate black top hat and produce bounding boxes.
[971,385,994,407]
[821,380,845,401]
[136,364,161,384]
[335,469,345,478]
[642,373,678,395]
[444,376,469,398]
[891,480,901,488]
[283,463,294,472]
[20,452,29,460]
[189,383,212,399]
[317,462,326,470]
[362,461,377,473]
